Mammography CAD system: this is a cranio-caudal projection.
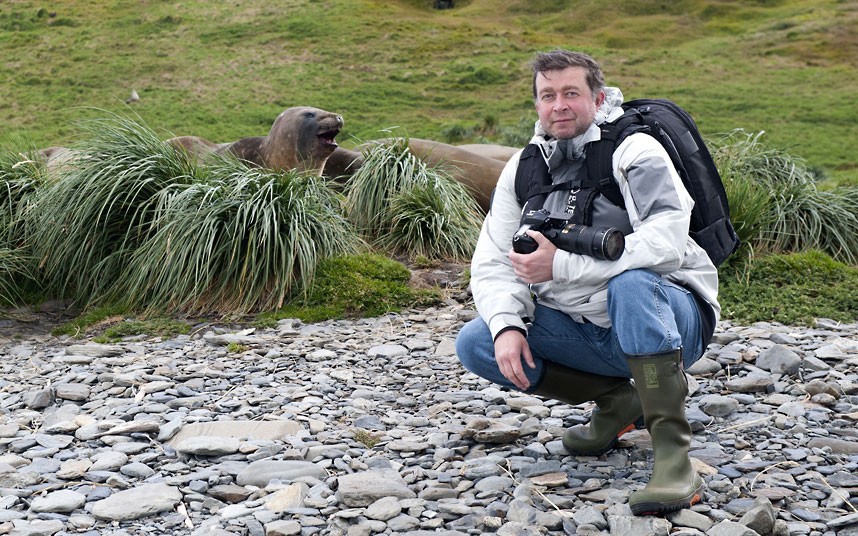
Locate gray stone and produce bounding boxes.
[90,483,182,521]
[165,419,301,447]
[235,460,326,487]
[699,394,741,417]
[738,496,776,535]
[7,519,65,536]
[337,470,416,507]
[22,389,53,409]
[65,343,123,357]
[175,436,241,456]
[28,489,87,513]
[264,520,302,536]
[89,450,128,471]
[667,508,714,531]
[364,496,402,521]
[707,520,763,536]
[53,383,91,401]
[756,344,802,375]
[725,372,774,393]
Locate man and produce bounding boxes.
[455,49,719,516]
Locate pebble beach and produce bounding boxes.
[0,294,856,536]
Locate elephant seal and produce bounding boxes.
[35,146,79,177]
[345,138,506,212]
[167,136,222,161]
[455,143,519,163]
[167,106,344,176]
[322,139,511,212]
[405,139,506,212]
[322,146,364,180]
[217,106,343,176]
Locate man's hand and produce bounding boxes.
[494,329,536,391]
[509,230,557,283]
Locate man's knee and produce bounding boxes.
[455,318,493,372]
[608,268,657,297]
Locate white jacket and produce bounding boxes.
[470,88,720,339]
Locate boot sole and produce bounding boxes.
[566,416,645,457]
[630,485,703,516]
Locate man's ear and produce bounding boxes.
[595,89,606,108]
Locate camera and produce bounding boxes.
[512,209,625,261]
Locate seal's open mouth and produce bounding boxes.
[318,128,340,147]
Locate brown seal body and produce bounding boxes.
[323,139,511,212]
[166,136,222,161]
[322,147,364,180]
[406,139,506,212]
[167,106,344,176]
[34,146,79,177]
[217,106,343,176]
[455,143,519,163]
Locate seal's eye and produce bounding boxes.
[304,111,316,119]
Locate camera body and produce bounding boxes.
[512,208,625,261]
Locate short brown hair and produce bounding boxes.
[531,49,605,99]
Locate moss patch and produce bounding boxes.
[719,250,858,325]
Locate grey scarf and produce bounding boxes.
[542,137,587,216]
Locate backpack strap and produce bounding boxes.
[514,143,553,211]
[581,108,650,209]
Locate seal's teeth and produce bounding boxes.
[318,129,340,146]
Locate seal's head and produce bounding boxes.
[263,106,344,175]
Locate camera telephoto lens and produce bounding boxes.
[550,224,625,261]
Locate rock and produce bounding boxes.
[28,489,86,513]
[90,483,182,521]
[175,436,241,456]
[235,460,327,487]
[756,344,802,375]
[337,470,417,507]
[0,303,854,535]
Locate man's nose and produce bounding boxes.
[553,97,569,112]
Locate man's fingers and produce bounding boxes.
[526,229,550,245]
[522,344,536,370]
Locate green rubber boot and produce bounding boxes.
[533,362,644,457]
[626,349,704,516]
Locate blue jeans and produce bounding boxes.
[456,269,705,393]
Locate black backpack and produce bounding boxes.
[514,98,740,267]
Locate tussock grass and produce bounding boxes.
[713,130,858,265]
[116,161,359,316]
[0,145,45,305]
[379,181,482,261]
[28,113,359,316]
[29,112,197,303]
[345,137,482,261]
[0,247,32,307]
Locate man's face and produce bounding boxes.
[534,66,605,140]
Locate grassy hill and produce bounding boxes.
[1,0,856,184]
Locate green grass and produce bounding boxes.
[51,304,129,338]
[256,253,442,325]
[92,318,191,344]
[719,250,858,326]
[0,0,854,185]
